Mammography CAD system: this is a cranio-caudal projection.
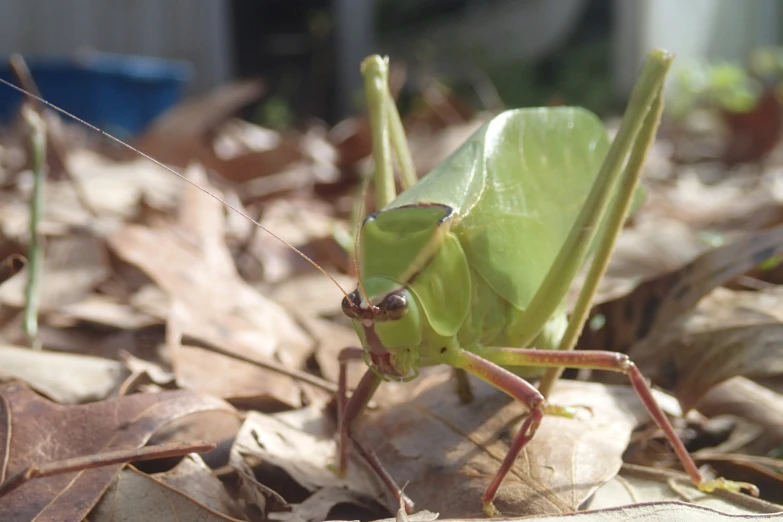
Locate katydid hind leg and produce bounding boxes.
[484,347,760,497]
[511,51,673,352]
[362,56,397,208]
[361,55,417,209]
[538,89,666,399]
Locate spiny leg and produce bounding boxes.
[361,55,417,209]
[509,51,673,353]
[336,349,414,511]
[485,347,759,498]
[539,73,667,398]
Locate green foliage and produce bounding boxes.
[666,46,783,120]
[667,62,759,119]
[254,96,294,131]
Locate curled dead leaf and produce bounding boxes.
[90,465,245,522]
[359,375,652,518]
[0,382,233,521]
[108,166,313,408]
[634,286,783,411]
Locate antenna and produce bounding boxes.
[0,76,354,301]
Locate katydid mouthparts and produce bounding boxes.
[0,48,759,517]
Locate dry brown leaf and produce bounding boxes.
[644,172,783,232]
[133,79,266,174]
[147,453,246,519]
[65,148,184,222]
[135,81,339,191]
[218,133,304,184]
[174,343,310,410]
[580,224,783,356]
[120,350,175,386]
[269,273,355,318]
[358,376,651,518]
[587,464,783,514]
[634,286,783,411]
[304,315,367,388]
[562,502,783,522]
[221,126,338,188]
[361,501,783,522]
[0,345,127,403]
[329,116,372,167]
[30,321,152,362]
[0,381,233,521]
[0,234,109,310]
[280,487,379,522]
[590,219,712,302]
[147,409,242,471]
[247,198,344,283]
[108,165,313,408]
[55,294,158,330]
[90,465,245,522]
[697,377,783,448]
[230,406,381,513]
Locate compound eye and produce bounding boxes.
[341,292,362,319]
[383,292,408,320]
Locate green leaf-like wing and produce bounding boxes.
[389,107,610,311]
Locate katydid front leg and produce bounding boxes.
[336,348,414,511]
[465,346,760,516]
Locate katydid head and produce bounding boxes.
[342,203,471,380]
[341,276,423,379]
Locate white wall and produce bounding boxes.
[614,0,781,95]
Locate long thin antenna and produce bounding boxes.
[0,77,353,300]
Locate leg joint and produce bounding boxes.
[615,352,632,372]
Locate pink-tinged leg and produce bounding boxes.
[486,348,759,498]
[336,349,413,511]
[454,350,546,516]
[337,347,366,476]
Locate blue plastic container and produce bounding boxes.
[0,53,191,137]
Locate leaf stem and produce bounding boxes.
[21,105,46,348]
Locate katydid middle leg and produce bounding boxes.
[459,346,760,515]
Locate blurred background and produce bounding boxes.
[0,0,781,133]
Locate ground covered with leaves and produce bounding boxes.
[1,80,783,521]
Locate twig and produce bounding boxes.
[9,54,99,218]
[20,105,46,349]
[0,440,215,499]
[196,340,339,395]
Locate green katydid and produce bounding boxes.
[0,49,758,517]
[334,49,758,516]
